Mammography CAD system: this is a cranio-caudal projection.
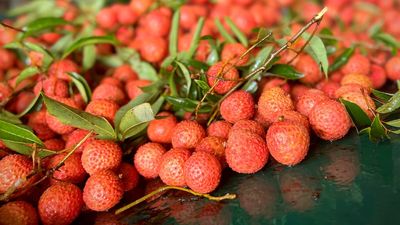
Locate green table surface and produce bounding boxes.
[112,131,400,225]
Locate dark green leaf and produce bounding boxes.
[16,67,39,86]
[165,96,211,113]
[329,47,355,72]
[194,79,210,91]
[176,61,191,96]
[376,91,400,114]
[214,19,235,44]
[68,72,92,103]
[268,64,304,80]
[151,96,165,114]
[369,114,389,142]
[2,140,55,158]
[242,80,258,94]
[168,72,178,97]
[62,36,117,59]
[17,94,42,118]
[385,119,400,128]
[372,89,393,102]
[340,99,372,130]
[186,17,205,59]
[185,59,208,70]
[169,9,180,56]
[114,93,154,128]
[119,103,154,140]
[3,41,24,50]
[43,94,116,140]
[0,109,22,124]
[320,28,337,47]
[224,17,248,47]
[242,46,273,91]
[22,17,68,39]
[0,119,43,145]
[302,32,329,77]
[83,45,96,71]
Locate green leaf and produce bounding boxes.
[165,96,211,113]
[151,96,165,114]
[16,67,39,86]
[302,32,329,77]
[224,17,248,47]
[329,47,355,72]
[175,61,192,96]
[7,1,48,16]
[62,36,117,59]
[194,79,210,91]
[214,19,235,44]
[187,17,205,59]
[242,46,273,91]
[134,62,159,81]
[24,42,54,69]
[373,32,400,55]
[0,119,43,145]
[2,140,55,158]
[320,28,337,47]
[99,55,124,67]
[68,72,92,103]
[242,80,258,94]
[114,93,154,128]
[385,119,400,128]
[372,89,393,102]
[51,33,74,53]
[369,115,389,142]
[268,64,304,80]
[22,17,68,39]
[169,9,180,56]
[17,94,42,118]
[0,109,22,124]
[118,103,155,140]
[376,91,400,114]
[3,41,24,50]
[83,45,96,71]
[43,94,116,140]
[340,99,372,130]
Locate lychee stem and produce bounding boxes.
[114,186,236,215]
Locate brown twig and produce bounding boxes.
[0,22,25,33]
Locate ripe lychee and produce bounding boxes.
[33,76,69,98]
[340,73,372,90]
[309,99,351,141]
[271,110,310,130]
[340,91,376,119]
[139,36,168,63]
[290,84,311,102]
[385,56,400,81]
[171,120,206,149]
[46,97,79,135]
[48,153,87,184]
[85,99,119,123]
[230,119,265,137]
[117,162,139,192]
[220,90,255,123]
[38,182,83,225]
[206,61,239,94]
[113,64,138,82]
[159,148,191,187]
[83,170,123,211]
[125,79,151,100]
[147,111,177,144]
[258,87,294,123]
[65,129,95,153]
[0,201,38,225]
[195,136,226,167]
[368,64,387,89]
[0,154,33,194]
[260,77,291,94]
[341,53,371,75]
[0,82,13,104]
[295,89,329,117]
[184,151,221,194]
[334,83,368,99]
[44,138,65,151]
[92,83,126,105]
[295,54,322,84]
[48,59,79,81]
[134,142,166,179]
[206,120,232,139]
[316,80,340,99]
[96,7,117,30]
[221,43,249,66]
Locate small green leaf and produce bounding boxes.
[369,114,389,142]
[22,17,68,39]
[175,61,191,96]
[0,119,43,145]
[242,80,258,94]
[7,1,47,16]
[319,28,337,47]
[151,96,165,114]
[169,9,180,56]
[83,45,96,71]
[99,55,124,67]
[340,99,372,130]
[185,59,208,70]
[302,32,329,77]
[329,47,355,72]
[16,67,39,86]
[385,119,400,128]
[3,41,24,50]
[134,62,159,81]
[224,17,248,47]
[51,33,74,53]
[372,89,393,102]
[214,19,235,44]
[187,17,205,59]
[165,96,211,113]
[0,109,22,124]
[376,91,400,114]
[194,79,210,91]
[114,93,154,128]
[68,72,92,103]
[17,94,42,118]
[373,32,400,55]
[62,36,117,59]
[242,46,273,91]
[119,103,154,140]
[43,94,116,140]
[268,64,304,80]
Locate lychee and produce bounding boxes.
[258,87,294,123]
[171,120,206,149]
[220,90,255,123]
[295,89,329,117]
[206,61,239,94]
[230,119,265,137]
[147,111,177,144]
[113,64,138,82]
[295,54,322,84]
[368,64,387,89]
[92,83,126,105]
[159,148,191,187]
[195,136,226,166]
[46,97,79,135]
[206,120,232,139]
[340,91,376,119]
[125,79,151,100]
[221,43,249,66]
[85,99,119,123]
[134,142,166,179]
[117,162,139,192]
[341,53,371,75]
[0,154,33,194]
[271,110,310,130]
[340,73,373,90]
[0,201,38,225]
[65,129,95,153]
[385,56,400,81]
[48,59,79,81]
[47,153,87,184]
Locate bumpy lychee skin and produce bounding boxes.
[147,112,177,144]
[134,142,166,179]
[206,120,232,139]
[340,91,376,119]
[267,121,310,166]
[0,154,33,194]
[38,183,83,225]
[125,79,151,100]
[369,64,387,89]
[83,170,123,212]
[48,153,87,184]
[28,110,56,140]
[159,148,191,187]
[385,56,400,81]
[171,120,206,149]
[65,129,95,153]
[271,110,310,130]
[117,162,139,192]
[258,87,294,123]
[221,43,249,66]
[195,136,226,167]
[44,138,65,151]
[226,130,269,174]
[220,90,255,123]
[316,80,340,99]
[295,89,329,117]
[48,59,79,81]
[46,97,79,135]
[92,83,126,105]
[290,84,311,102]
[113,64,138,82]
[295,54,322,84]
[0,201,38,225]
[340,73,373,90]
[206,61,239,94]
[184,151,222,194]
[230,119,265,137]
[85,99,119,123]
[33,77,69,98]
[139,36,168,63]
[309,99,351,141]
[341,53,371,75]
[0,82,12,104]
[81,140,122,175]
[334,83,368,99]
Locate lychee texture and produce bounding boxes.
[134,142,166,178]
[48,153,87,184]
[48,59,79,81]
[295,54,322,84]
[230,119,265,137]
[271,110,310,130]
[43,138,65,151]
[340,73,373,90]
[125,79,151,100]
[38,182,83,225]
[206,120,232,139]
[34,77,69,98]
[0,82,12,104]
[368,64,387,89]
[309,99,351,141]
[159,148,191,187]
[221,43,249,66]
[0,201,38,225]
[171,120,206,149]
[147,111,177,144]
[220,90,255,123]
[340,91,376,119]
[100,77,122,88]
[267,121,310,166]
[45,97,79,135]
[341,53,371,75]
[258,87,294,123]
[290,84,311,102]
[316,80,340,99]
[96,8,117,30]
[385,56,400,81]
[117,162,139,192]
[295,89,329,117]
[92,83,126,105]
[28,110,56,140]
[184,151,222,194]
[226,130,269,174]
[260,77,291,93]
[81,139,122,175]
[334,83,368,99]
[83,170,123,211]
[85,99,119,123]
[195,136,226,166]
[206,61,239,94]
[0,154,32,194]
[65,129,95,153]
[113,64,138,82]
[139,36,168,63]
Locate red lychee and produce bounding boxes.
[220,90,255,123]
[48,59,79,81]
[147,111,177,144]
[295,89,329,117]
[341,53,371,75]
[85,99,119,123]
[385,56,400,81]
[206,120,232,139]
[258,87,294,123]
[48,153,87,184]
[230,119,265,137]
[221,43,249,66]
[92,83,126,105]
[295,54,322,84]
[0,154,33,194]
[46,97,79,135]
[159,148,191,187]
[195,136,226,167]
[134,142,166,179]
[206,61,239,94]
[0,201,38,225]
[117,162,139,192]
[171,120,206,149]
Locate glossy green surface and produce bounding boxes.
[118,131,400,225]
